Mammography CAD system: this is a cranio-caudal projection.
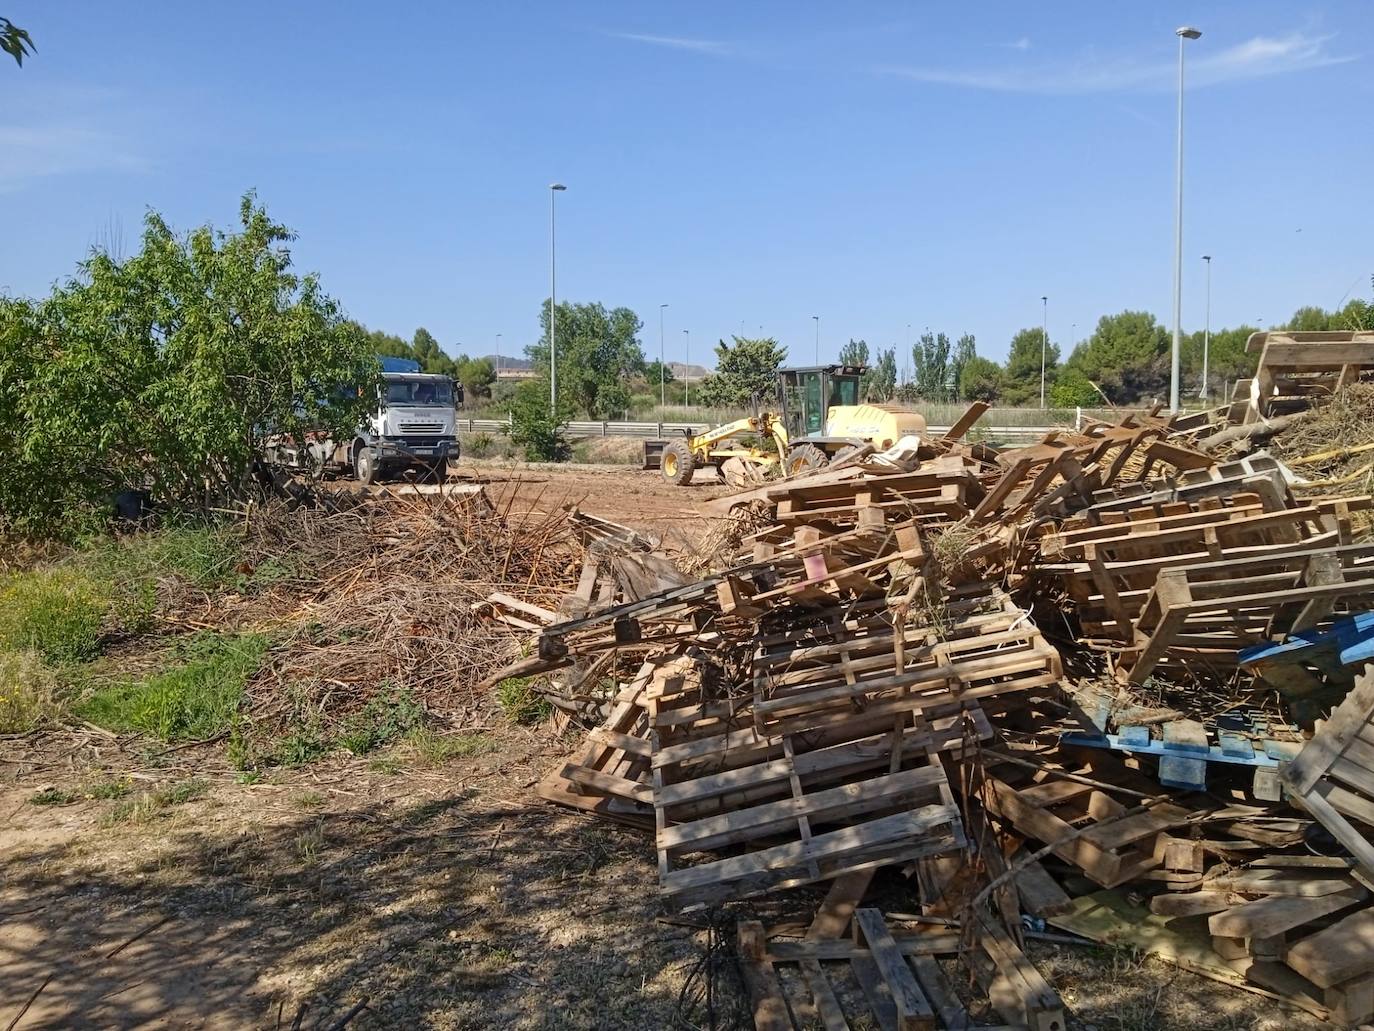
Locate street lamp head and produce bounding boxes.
[1041,296,1047,303]
[1202,254,1212,261]
[1176,26,1201,39]
[549,183,567,191]
[660,303,669,309]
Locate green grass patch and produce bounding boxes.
[496,677,552,725]
[31,775,133,806]
[104,777,209,824]
[337,686,424,755]
[76,632,267,742]
[82,523,242,590]
[0,570,107,663]
[407,729,498,765]
[0,650,63,733]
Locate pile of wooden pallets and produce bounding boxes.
[482,401,1374,1028]
[1227,330,1374,425]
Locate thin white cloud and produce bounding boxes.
[1003,37,1032,52]
[610,31,733,56]
[0,125,146,192]
[880,31,1353,94]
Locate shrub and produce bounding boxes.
[464,431,498,458]
[505,380,571,462]
[77,632,267,741]
[0,569,106,663]
[0,651,61,732]
[496,677,552,725]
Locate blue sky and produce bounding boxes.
[3,2,1371,369]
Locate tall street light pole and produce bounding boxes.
[548,182,567,410]
[1200,254,1212,402]
[1040,296,1048,409]
[1170,26,1202,412]
[812,315,820,364]
[495,334,502,379]
[683,329,691,407]
[658,303,669,408]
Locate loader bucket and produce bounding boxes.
[642,439,666,470]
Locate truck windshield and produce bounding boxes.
[385,378,452,406]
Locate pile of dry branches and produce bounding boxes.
[241,486,584,727]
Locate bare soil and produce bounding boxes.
[0,462,1332,1030]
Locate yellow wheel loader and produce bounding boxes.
[643,365,927,486]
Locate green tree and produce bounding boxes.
[504,379,571,461]
[839,339,870,367]
[1,17,33,66]
[527,300,645,417]
[1050,369,1101,407]
[958,356,1002,402]
[1181,325,1259,400]
[1286,306,1335,332]
[1063,311,1168,404]
[411,327,457,377]
[1,194,377,535]
[948,334,978,402]
[912,332,952,400]
[644,359,676,386]
[1002,328,1058,406]
[454,356,496,400]
[865,347,897,402]
[694,336,787,408]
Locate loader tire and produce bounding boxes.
[661,439,697,486]
[785,443,828,477]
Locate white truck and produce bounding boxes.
[266,358,462,485]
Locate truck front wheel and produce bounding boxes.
[355,447,380,486]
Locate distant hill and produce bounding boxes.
[483,355,532,371]
[668,361,712,380]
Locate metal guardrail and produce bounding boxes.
[457,416,1074,442]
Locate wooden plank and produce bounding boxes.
[1287,907,1374,988]
[738,921,793,1031]
[808,869,876,941]
[799,959,849,1031]
[1209,889,1367,939]
[853,909,935,1029]
[1149,891,1235,917]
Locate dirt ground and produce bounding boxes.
[0,462,1334,1030]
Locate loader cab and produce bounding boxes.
[776,365,864,438]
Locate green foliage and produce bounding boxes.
[839,339,870,367]
[505,379,572,461]
[496,677,552,725]
[1,16,33,66]
[455,355,496,400]
[0,650,61,732]
[30,776,131,806]
[77,632,267,741]
[912,332,953,401]
[1180,325,1259,398]
[1286,306,1336,332]
[694,336,787,408]
[644,359,675,385]
[408,729,498,765]
[337,686,424,754]
[104,777,209,824]
[949,334,978,401]
[1065,311,1169,404]
[1002,328,1058,405]
[865,347,898,402]
[0,194,379,537]
[958,356,1003,402]
[0,570,106,663]
[527,300,646,417]
[411,327,458,376]
[1050,369,1102,407]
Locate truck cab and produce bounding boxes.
[351,358,460,483]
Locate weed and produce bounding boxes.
[84,524,241,589]
[368,756,402,774]
[295,821,326,865]
[0,569,106,663]
[104,777,208,824]
[408,729,498,765]
[337,685,424,754]
[292,790,325,809]
[275,720,329,766]
[496,677,552,725]
[30,786,79,806]
[237,557,295,594]
[464,431,498,458]
[29,775,133,806]
[77,632,267,742]
[0,650,62,733]
[235,770,264,785]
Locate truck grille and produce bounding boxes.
[400,422,443,435]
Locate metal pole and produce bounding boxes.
[683,329,691,407]
[812,315,820,364]
[1040,295,1048,408]
[1170,28,1200,412]
[659,303,668,408]
[1200,255,1212,401]
[495,333,502,373]
[548,183,566,410]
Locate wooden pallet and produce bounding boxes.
[738,909,1065,1031]
[981,767,1193,888]
[750,590,1062,738]
[1235,331,1374,423]
[1282,665,1374,880]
